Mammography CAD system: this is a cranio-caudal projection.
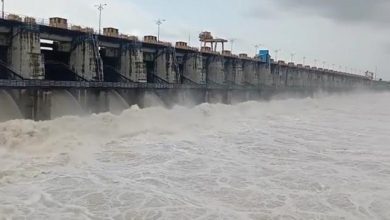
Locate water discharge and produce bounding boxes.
[143,91,165,107]
[51,90,85,119]
[0,90,22,122]
[0,91,389,219]
[108,91,130,115]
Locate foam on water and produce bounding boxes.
[0,92,390,219]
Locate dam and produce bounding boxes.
[0,13,379,120]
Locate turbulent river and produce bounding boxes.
[0,91,389,219]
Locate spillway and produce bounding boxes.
[108,91,130,114]
[50,90,85,119]
[0,90,22,122]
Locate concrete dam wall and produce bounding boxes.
[0,15,376,121]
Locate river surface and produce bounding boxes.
[0,91,389,219]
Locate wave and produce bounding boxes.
[1,91,388,154]
[0,91,389,219]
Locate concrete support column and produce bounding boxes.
[234,61,244,86]
[9,26,44,79]
[155,48,177,83]
[313,70,322,89]
[207,56,225,85]
[225,60,234,85]
[243,62,259,86]
[258,63,272,87]
[296,69,304,88]
[301,69,309,88]
[69,36,103,81]
[307,69,315,88]
[324,73,331,89]
[120,44,147,82]
[225,60,244,86]
[286,68,299,87]
[276,66,288,88]
[183,53,205,84]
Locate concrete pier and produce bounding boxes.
[243,61,259,87]
[207,56,225,85]
[69,35,103,81]
[183,53,205,84]
[155,48,177,83]
[8,89,51,120]
[258,63,272,87]
[225,59,244,86]
[271,63,288,88]
[9,25,44,79]
[120,43,146,82]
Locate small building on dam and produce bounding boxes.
[0,13,375,121]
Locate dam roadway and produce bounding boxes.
[0,13,377,120]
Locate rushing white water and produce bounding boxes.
[0,91,389,219]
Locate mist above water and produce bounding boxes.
[0,91,389,219]
[51,90,131,119]
[51,90,85,119]
[108,91,130,115]
[0,90,22,122]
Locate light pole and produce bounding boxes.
[375,66,378,80]
[254,44,262,56]
[230,38,236,52]
[274,49,281,61]
[95,3,107,35]
[2,0,4,19]
[156,19,166,42]
[314,59,318,67]
[290,53,295,63]
[303,56,306,65]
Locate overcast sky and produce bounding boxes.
[7,0,390,79]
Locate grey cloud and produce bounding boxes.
[272,0,390,26]
[244,5,276,20]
